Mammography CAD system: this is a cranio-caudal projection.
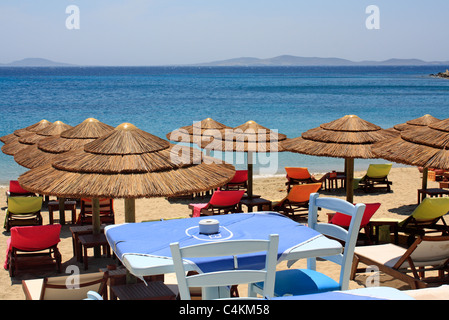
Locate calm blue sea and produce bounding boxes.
[1,65,448,186]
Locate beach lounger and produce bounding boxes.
[351,236,449,289]
[188,189,245,217]
[328,203,381,244]
[272,183,322,221]
[78,198,115,225]
[4,224,62,277]
[220,170,248,191]
[22,272,107,300]
[4,196,43,231]
[5,180,36,199]
[398,197,449,242]
[170,234,279,300]
[355,163,393,192]
[285,167,323,192]
[251,193,365,297]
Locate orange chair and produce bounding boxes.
[273,183,322,220]
[78,199,115,225]
[285,167,323,192]
[189,189,245,217]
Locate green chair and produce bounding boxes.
[4,196,43,231]
[355,164,393,192]
[398,197,449,242]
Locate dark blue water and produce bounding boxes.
[1,65,448,185]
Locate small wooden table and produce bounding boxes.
[70,225,106,262]
[239,197,272,212]
[110,282,176,300]
[367,218,399,244]
[78,233,110,270]
[417,188,449,204]
[48,200,77,225]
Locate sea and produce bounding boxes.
[0,65,448,186]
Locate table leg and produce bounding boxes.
[48,207,54,225]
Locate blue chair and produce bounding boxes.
[170,234,279,300]
[250,193,365,297]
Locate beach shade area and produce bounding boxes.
[166,117,231,147]
[372,117,449,187]
[1,119,53,155]
[200,120,287,198]
[281,115,396,203]
[18,123,235,234]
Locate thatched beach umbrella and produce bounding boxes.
[1,119,53,155]
[18,123,235,234]
[392,114,441,133]
[372,117,449,189]
[281,115,396,203]
[200,120,287,198]
[2,121,72,157]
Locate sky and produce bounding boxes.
[0,0,448,66]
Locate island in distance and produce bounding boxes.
[0,58,75,67]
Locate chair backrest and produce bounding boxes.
[366,164,392,178]
[395,236,449,270]
[41,272,107,300]
[9,180,32,194]
[330,203,381,228]
[285,167,311,180]
[170,234,279,300]
[7,196,42,214]
[410,197,449,221]
[81,198,114,214]
[308,193,365,290]
[286,183,322,203]
[209,190,245,207]
[229,170,248,184]
[10,224,61,251]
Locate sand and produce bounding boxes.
[0,166,443,300]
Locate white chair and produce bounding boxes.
[85,291,104,300]
[170,234,279,300]
[250,193,365,296]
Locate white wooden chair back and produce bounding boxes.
[308,193,365,290]
[170,234,279,300]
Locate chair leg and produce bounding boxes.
[350,255,360,280]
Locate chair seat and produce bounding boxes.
[255,269,340,297]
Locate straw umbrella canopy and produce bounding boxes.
[372,117,449,189]
[281,115,396,202]
[166,117,232,148]
[200,120,287,198]
[18,123,235,233]
[2,121,72,157]
[1,119,53,155]
[392,114,441,133]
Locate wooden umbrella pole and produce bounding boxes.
[422,167,428,195]
[58,197,66,225]
[91,198,101,258]
[124,198,136,223]
[247,151,254,199]
[345,158,354,203]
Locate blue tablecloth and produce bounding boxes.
[106,212,323,273]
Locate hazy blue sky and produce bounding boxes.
[1,0,448,66]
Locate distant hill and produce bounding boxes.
[194,55,449,66]
[0,58,75,67]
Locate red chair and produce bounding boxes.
[328,203,381,244]
[189,189,245,217]
[6,180,36,198]
[4,224,62,277]
[221,170,248,191]
[78,198,115,225]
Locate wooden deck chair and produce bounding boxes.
[351,236,449,289]
[6,180,36,198]
[356,164,393,192]
[170,234,279,300]
[285,167,323,192]
[4,196,43,231]
[398,197,449,242]
[221,170,248,191]
[78,198,115,225]
[273,183,322,220]
[188,189,245,218]
[250,193,365,297]
[328,203,381,244]
[22,272,108,300]
[5,225,62,277]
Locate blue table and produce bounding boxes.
[105,212,343,298]
[272,287,414,300]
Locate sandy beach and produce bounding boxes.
[0,166,444,300]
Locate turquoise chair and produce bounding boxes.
[170,234,279,300]
[251,193,365,297]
